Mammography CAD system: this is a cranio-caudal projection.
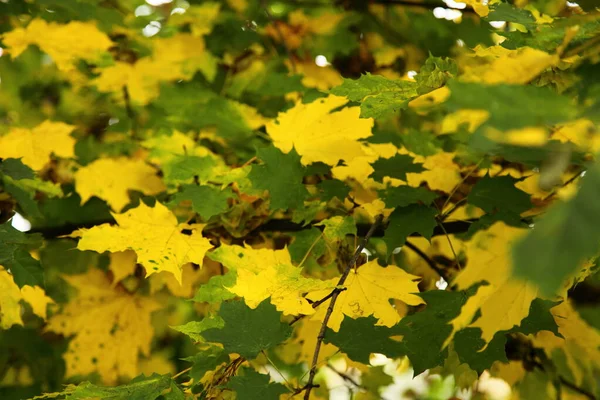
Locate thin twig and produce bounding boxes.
[541,169,584,202]
[404,240,450,283]
[303,215,383,399]
[240,156,257,168]
[262,350,293,388]
[298,232,325,269]
[435,218,462,270]
[441,159,484,215]
[438,197,468,222]
[326,364,362,388]
[171,366,191,380]
[122,85,138,138]
[289,288,346,326]
[558,376,597,400]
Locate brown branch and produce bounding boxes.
[29,217,478,239]
[303,215,383,400]
[122,85,138,138]
[289,287,347,326]
[404,240,451,283]
[326,364,362,389]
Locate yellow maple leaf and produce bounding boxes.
[464,46,558,85]
[332,143,398,183]
[405,152,463,193]
[20,285,54,319]
[267,95,373,166]
[141,130,216,165]
[209,243,293,273]
[408,86,450,109]
[94,34,215,104]
[0,268,54,328]
[462,0,491,17]
[552,119,600,153]
[45,269,160,384]
[77,202,213,284]
[485,126,549,147]
[289,60,344,91]
[108,251,138,286]
[2,19,112,71]
[0,269,24,329]
[0,120,75,170]
[441,109,490,134]
[307,260,424,331]
[149,263,205,298]
[229,263,335,315]
[447,222,537,344]
[208,244,333,314]
[74,157,166,212]
[169,3,221,37]
[532,301,600,387]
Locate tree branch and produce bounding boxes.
[29,217,477,239]
[303,215,383,400]
[404,239,451,283]
[122,85,138,138]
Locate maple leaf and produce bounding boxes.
[20,285,54,320]
[0,120,76,171]
[247,146,309,210]
[208,244,293,273]
[108,251,137,286]
[94,34,215,104]
[208,244,332,314]
[447,222,538,344]
[405,152,463,193]
[0,267,54,329]
[531,301,600,387]
[226,368,289,400]
[266,95,373,166]
[202,299,292,359]
[74,157,166,212]
[77,202,213,284]
[307,260,424,331]
[45,269,160,384]
[0,269,25,329]
[229,263,335,315]
[2,19,112,71]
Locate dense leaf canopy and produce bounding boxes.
[0,0,600,399]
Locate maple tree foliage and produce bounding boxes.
[1,0,600,399]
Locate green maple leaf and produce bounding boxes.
[330,73,418,119]
[171,315,225,342]
[202,299,292,359]
[226,368,289,400]
[380,186,438,208]
[468,174,531,215]
[415,54,457,95]
[0,222,44,287]
[513,160,600,295]
[0,158,35,180]
[38,373,179,400]
[383,204,437,253]
[447,81,577,130]
[183,346,228,384]
[247,146,309,211]
[162,155,217,185]
[370,154,425,182]
[192,271,237,303]
[171,184,234,220]
[324,317,404,364]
